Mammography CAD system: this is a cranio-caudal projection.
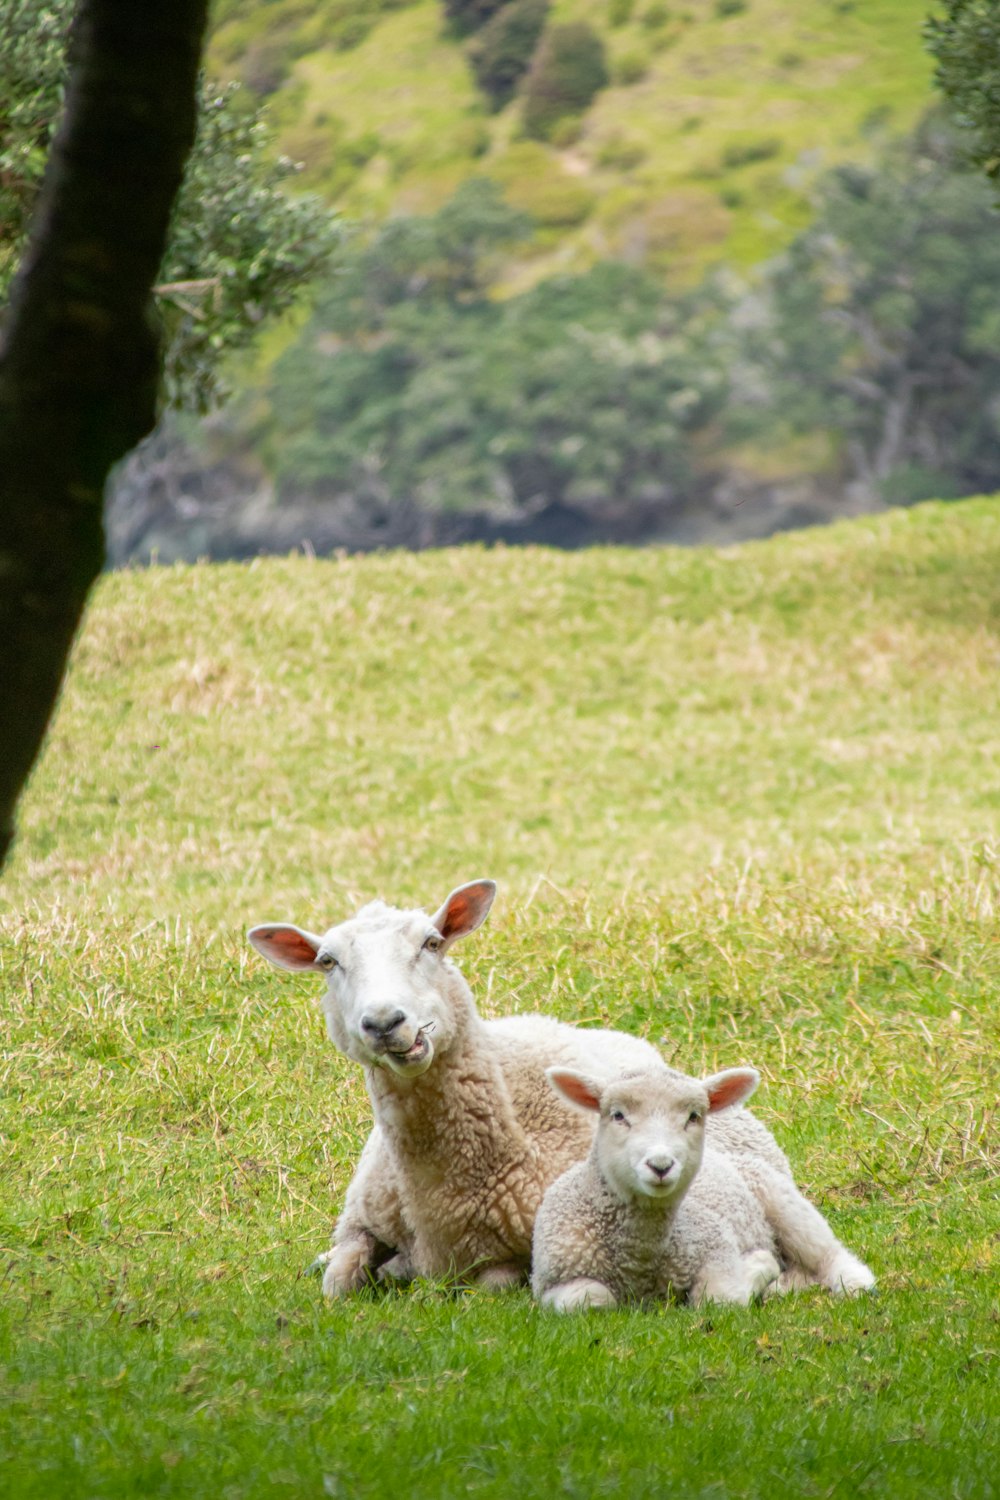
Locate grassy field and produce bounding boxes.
[2,499,999,1496]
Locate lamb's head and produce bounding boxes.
[248,880,496,1078]
[547,1063,760,1205]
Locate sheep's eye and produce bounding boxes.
[423,932,443,954]
[609,1109,628,1125]
[687,1110,702,1127]
[317,953,339,972]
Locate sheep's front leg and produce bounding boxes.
[322,1127,411,1297]
[376,1251,416,1287]
[322,1229,386,1297]
[540,1277,618,1312]
[691,1249,780,1307]
[473,1261,526,1292]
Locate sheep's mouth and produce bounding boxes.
[381,1026,435,1075]
[388,1034,430,1065]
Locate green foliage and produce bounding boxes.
[0,0,341,413]
[486,140,596,222]
[521,22,610,140]
[926,0,1000,182]
[0,0,69,287]
[595,131,647,167]
[159,88,342,411]
[608,0,635,25]
[735,122,1000,499]
[261,181,726,512]
[612,50,649,85]
[214,0,419,80]
[720,136,782,169]
[468,0,550,108]
[442,0,509,36]
[505,165,593,219]
[642,2,672,29]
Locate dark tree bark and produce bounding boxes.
[0,0,209,868]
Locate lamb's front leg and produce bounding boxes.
[539,1277,619,1311]
[690,1248,780,1306]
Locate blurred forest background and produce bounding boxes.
[4,0,1000,563]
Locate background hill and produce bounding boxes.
[108,0,1000,563]
[208,0,932,284]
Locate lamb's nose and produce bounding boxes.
[646,1157,675,1180]
[361,1010,406,1038]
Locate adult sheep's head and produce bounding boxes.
[247,880,496,1078]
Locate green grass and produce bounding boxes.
[209,0,934,282]
[2,498,999,1496]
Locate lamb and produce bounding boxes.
[248,879,666,1295]
[532,1063,876,1311]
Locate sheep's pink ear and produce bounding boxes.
[703,1068,760,1113]
[248,923,324,971]
[430,879,496,946]
[546,1068,603,1112]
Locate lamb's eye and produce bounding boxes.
[687,1110,702,1127]
[317,953,339,972]
[609,1109,628,1125]
[423,932,443,954]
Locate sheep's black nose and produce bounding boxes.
[646,1158,675,1180]
[361,1010,406,1038]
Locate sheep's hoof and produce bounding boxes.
[826,1253,876,1297]
[322,1241,377,1298]
[304,1250,335,1279]
[541,1278,618,1312]
[745,1250,782,1302]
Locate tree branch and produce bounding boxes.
[0,0,209,867]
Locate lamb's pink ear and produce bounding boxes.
[430,879,497,946]
[248,924,324,971]
[546,1068,603,1112]
[703,1067,760,1113]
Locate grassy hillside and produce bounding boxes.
[209,0,933,281]
[2,500,998,1496]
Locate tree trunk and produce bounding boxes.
[0,0,209,868]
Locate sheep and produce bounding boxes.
[248,879,666,1295]
[532,1063,876,1311]
[249,878,859,1297]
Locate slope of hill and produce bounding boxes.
[7,496,998,923]
[1,501,997,1498]
[210,0,933,281]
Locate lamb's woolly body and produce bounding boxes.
[531,1065,876,1309]
[532,1140,777,1305]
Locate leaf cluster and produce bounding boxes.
[468,0,551,109]
[0,0,342,412]
[520,22,610,140]
[444,0,608,133]
[735,120,1000,500]
[926,0,1000,181]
